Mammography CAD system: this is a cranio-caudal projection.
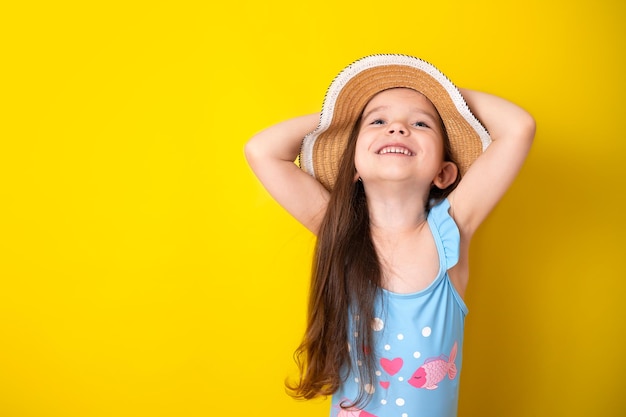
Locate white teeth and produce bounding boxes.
[378,146,413,156]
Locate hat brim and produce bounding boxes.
[300,54,491,191]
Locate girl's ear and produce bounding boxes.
[432,162,459,189]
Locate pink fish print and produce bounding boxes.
[408,341,458,390]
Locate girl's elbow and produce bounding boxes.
[527,116,537,143]
[518,110,537,144]
[244,136,264,165]
[243,139,254,161]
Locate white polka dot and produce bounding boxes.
[372,317,384,331]
[398,376,404,382]
[375,370,382,376]
[384,344,391,351]
[402,414,408,417]
[413,351,421,359]
[397,333,404,340]
[354,378,359,383]
[396,398,405,406]
[357,360,362,366]
[381,399,387,405]
[364,383,375,394]
[422,327,432,337]
[354,331,359,338]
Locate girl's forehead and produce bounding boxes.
[365,88,435,109]
[362,88,440,117]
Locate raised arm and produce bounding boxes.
[244,114,330,235]
[449,89,536,236]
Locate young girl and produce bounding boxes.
[245,54,535,417]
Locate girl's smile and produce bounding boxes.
[376,144,416,156]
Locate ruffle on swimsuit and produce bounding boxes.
[428,198,460,274]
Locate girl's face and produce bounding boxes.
[354,88,448,186]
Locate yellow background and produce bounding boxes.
[1,0,624,416]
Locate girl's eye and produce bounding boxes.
[371,119,385,125]
[414,121,429,128]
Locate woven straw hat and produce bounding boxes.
[299,54,491,191]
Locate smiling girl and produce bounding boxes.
[245,54,535,417]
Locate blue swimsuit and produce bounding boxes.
[330,199,467,417]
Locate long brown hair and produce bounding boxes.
[287,99,460,409]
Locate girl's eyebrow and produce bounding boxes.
[361,105,439,122]
[408,107,439,121]
[361,105,389,121]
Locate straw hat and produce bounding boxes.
[299,54,491,191]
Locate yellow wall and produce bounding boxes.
[1,0,624,416]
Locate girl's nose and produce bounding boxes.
[387,122,407,135]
